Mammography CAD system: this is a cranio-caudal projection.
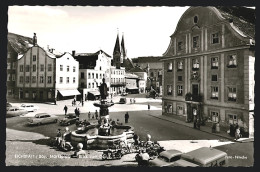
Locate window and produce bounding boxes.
[211,57,219,69]
[177,85,183,96]
[167,62,173,72]
[48,64,52,71]
[32,65,36,72]
[12,74,15,81]
[67,66,69,72]
[178,41,183,51]
[25,65,30,72]
[60,77,63,83]
[177,61,183,71]
[73,66,76,72]
[19,76,23,83]
[40,64,44,72]
[81,72,84,79]
[73,77,75,83]
[228,87,237,101]
[81,82,85,88]
[88,83,91,88]
[100,66,102,71]
[92,83,94,88]
[33,55,36,61]
[194,16,198,24]
[178,76,182,81]
[7,74,10,81]
[211,111,219,122]
[167,85,172,95]
[47,76,52,84]
[177,106,184,115]
[228,114,237,124]
[211,75,218,81]
[96,73,98,79]
[167,104,173,113]
[227,55,237,68]
[32,76,36,83]
[7,63,11,69]
[60,65,63,71]
[212,33,219,44]
[192,59,199,70]
[193,36,200,48]
[211,86,219,99]
[88,73,91,79]
[12,63,16,69]
[25,76,30,83]
[100,74,102,79]
[20,65,24,72]
[40,76,44,83]
[66,77,69,83]
[151,72,154,77]
[92,73,94,79]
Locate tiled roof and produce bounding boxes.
[215,6,255,39]
[8,32,34,54]
[128,66,146,73]
[121,58,134,72]
[75,50,111,58]
[137,56,163,63]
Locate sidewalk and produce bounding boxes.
[148,113,253,142]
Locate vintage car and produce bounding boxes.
[28,113,58,126]
[20,104,39,112]
[119,98,127,104]
[59,113,78,126]
[148,149,182,166]
[173,147,227,167]
[6,102,12,111]
[6,106,28,118]
[121,92,128,96]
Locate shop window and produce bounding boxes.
[228,87,237,102]
[211,86,218,99]
[211,75,218,81]
[177,106,184,115]
[212,33,219,44]
[25,92,29,98]
[167,85,172,95]
[211,57,219,69]
[211,111,219,122]
[228,114,237,124]
[167,62,173,72]
[178,41,183,51]
[192,36,200,48]
[167,104,173,113]
[177,85,183,96]
[227,55,237,68]
[192,59,199,70]
[48,92,52,99]
[177,61,183,71]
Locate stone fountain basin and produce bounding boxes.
[70,124,134,149]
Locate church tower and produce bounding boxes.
[121,33,127,60]
[113,30,121,69]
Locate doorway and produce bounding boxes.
[192,84,199,96]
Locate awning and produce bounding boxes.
[58,89,81,97]
[88,91,100,96]
[126,87,139,90]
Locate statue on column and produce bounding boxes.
[99,78,108,100]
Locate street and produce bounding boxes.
[6,94,254,166]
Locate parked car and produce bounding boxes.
[20,104,39,112]
[28,113,58,126]
[6,102,12,111]
[119,98,127,104]
[173,147,227,167]
[121,92,128,96]
[148,149,182,166]
[6,106,28,118]
[59,113,78,126]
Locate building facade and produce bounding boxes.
[161,7,255,137]
[110,66,126,95]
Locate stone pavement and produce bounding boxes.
[148,113,254,143]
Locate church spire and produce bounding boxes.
[121,32,127,60]
[113,29,121,68]
[113,29,121,56]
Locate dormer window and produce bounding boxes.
[227,55,237,68]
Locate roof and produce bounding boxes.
[215,6,255,39]
[121,58,134,72]
[137,56,163,63]
[128,66,146,73]
[125,73,139,79]
[8,32,34,54]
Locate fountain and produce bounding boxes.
[70,78,134,149]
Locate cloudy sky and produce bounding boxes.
[8,6,189,58]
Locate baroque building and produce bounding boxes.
[161,7,255,138]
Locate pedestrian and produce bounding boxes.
[72,100,74,106]
[148,103,150,110]
[130,99,132,104]
[77,108,80,118]
[235,127,241,140]
[95,110,99,120]
[125,112,129,123]
[92,113,95,119]
[193,116,197,129]
[82,100,84,107]
[133,98,136,104]
[64,105,68,116]
[73,98,76,106]
[196,118,200,130]
[74,108,78,116]
[88,111,91,119]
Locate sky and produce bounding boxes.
[8,6,189,58]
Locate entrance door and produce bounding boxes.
[20,91,23,99]
[192,84,199,96]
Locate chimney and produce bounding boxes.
[72,50,75,57]
[33,33,37,46]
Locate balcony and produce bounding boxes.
[110,82,126,87]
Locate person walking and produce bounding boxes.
[88,111,91,120]
[133,98,136,104]
[125,112,129,123]
[77,108,80,118]
[148,103,150,110]
[74,108,78,116]
[95,110,99,120]
[64,105,68,116]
